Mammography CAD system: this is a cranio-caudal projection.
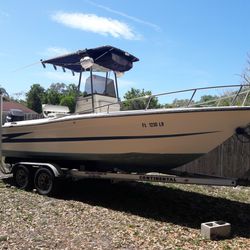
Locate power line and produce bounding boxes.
[11,61,41,73]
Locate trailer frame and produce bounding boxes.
[3,161,237,195]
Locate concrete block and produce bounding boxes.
[201,221,231,240]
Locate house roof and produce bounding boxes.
[3,101,37,114]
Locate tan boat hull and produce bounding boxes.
[3,107,250,173]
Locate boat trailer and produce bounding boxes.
[1,161,237,196]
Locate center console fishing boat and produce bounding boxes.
[1,45,250,194]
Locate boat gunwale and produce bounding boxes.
[3,106,250,128]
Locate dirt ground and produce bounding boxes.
[0,175,249,249]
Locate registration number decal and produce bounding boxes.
[141,121,165,128]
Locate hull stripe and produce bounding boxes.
[3,130,219,143]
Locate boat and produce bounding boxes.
[2,45,250,174]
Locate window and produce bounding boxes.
[84,74,116,98]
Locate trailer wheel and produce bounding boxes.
[13,165,33,190]
[34,168,56,195]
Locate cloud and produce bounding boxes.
[40,47,72,58]
[51,11,141,40]
[46,47,71,56]
[85,0,161,32]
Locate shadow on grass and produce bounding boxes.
[3,177,250,238]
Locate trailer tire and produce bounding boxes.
[13,165,33,190]
[34,167,56,196]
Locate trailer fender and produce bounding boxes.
[12,162,63,178]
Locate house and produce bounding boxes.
[3,101,39,122]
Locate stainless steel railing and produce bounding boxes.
[78,84,250,114]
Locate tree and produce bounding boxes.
[10,91,27,105]
[49,83,67,93]
[65,84,78,96]
[58,83,78,112]
[196,95,218,106]
[26,84,45,113]
[171,98,191,107]
[45,88,61,105]
[0,86,9,101]
[60,95,76,113]
[241,54,250,85]
[44,83,66,105]
[26,83,78,114]
[122,88,162,110]
[238,54,250,105]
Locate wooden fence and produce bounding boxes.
[175,135,250,180]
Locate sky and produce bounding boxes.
[0,0,250,100]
